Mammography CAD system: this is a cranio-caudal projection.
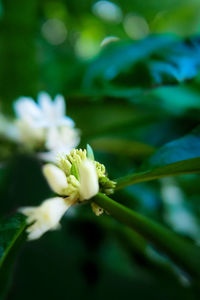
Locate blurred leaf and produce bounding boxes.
[0,213,27,299]
[0,0,3,19]
[116,158,200,189]
[116,126,200,188]
[151,4,200,36]
[83,35,200,93]
[150,85,200,115]
[149,125,200,167]
[90,137,155,158]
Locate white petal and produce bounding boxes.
[54,94,66,117]
[58,117,75,127]
[20,197,71,240]
[14,97,42,121]
[38,151,59,163]
[45,127,61,150]
[78,159,99,200]
[16,119,45,148]
[45,126,80,152]
[43,164,68,195]
[38,92,53,113]
[38,92,55,125]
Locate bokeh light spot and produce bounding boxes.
[92,1,122,23]
[41,19,67,45]
[123,14,149,39]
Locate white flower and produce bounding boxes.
[46,127,80,152]
[15,119,45,149]
[20,148,115,240]
[14,92,74,128]
[19,197,72,240]
[13,92,80,155]
[42,157,99,201]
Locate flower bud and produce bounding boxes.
[78,159,99,200]
[43,164,68,195]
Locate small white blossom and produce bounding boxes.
[44,148,116,204]
[14,92,80,158]
[20,148,116,240]
[43,156,99,202]
[14,92,74,128]
[19,197,72,240]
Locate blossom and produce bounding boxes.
[20,147,115,240]
[19,197,73,240]
[43,151,99,202]
[14,92,80,158]
[43,147,116,206]
[14,92,74,128]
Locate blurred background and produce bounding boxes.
[1,0,200,299]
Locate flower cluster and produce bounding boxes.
[20,147,116,240]
[14,92,80,162]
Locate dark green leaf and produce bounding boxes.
[83,35,200,92]
[148,125,200,167]
[116,158,200,190]
[0,213,27,299]
[90,137,155,158]
[116,126,200,188]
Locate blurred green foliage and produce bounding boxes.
[1,0,200,299]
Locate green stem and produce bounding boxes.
[93,193,200,278]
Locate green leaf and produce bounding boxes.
[90,137,155,158]
[93,193,200,278]
[150,85,200,116]
[0,213,27,299]
[83,35,200,91]
[116,157,200,190]
[115,126,200,189]
[148,125,200,167]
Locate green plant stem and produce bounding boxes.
[93,193,200,278]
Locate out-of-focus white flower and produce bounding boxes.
[20,197,73,240]
[46,127,80,151]
[14,92,80,157]
[14,92,74,128]
[15,119,45,149]
[38,126,80,162]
